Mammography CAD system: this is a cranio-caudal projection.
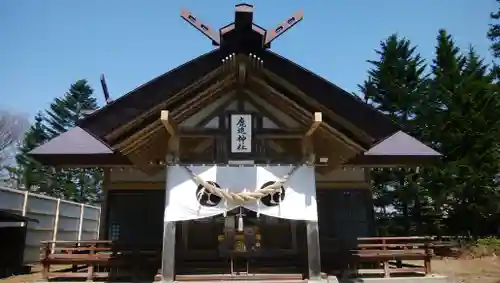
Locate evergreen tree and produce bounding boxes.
[14,80,103,203]
[44,80,102,203]
[359,34,430,235]
[45,80,98,137]
[426,30,500,235]
[488,0,500,60]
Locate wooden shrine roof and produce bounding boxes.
[29,4,440,169]
[78,49,398,147]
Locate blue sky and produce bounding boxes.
[0,0,496,120]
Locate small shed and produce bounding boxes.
[0,209,38,278]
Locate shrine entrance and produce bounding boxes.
[176,207,306,277]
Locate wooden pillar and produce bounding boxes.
[306,221,321,280]
[161,221,176,282]
[161,155,176,283]
[160,111,181,282]
[291,220,298,251]
[98,168,110,240]
[303,112,323,280]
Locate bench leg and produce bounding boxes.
[42,263,50,281]
[424,258,431,275]
[383,260,390,278]
[86,264,94,282]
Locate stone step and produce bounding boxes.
[175,273,305,282]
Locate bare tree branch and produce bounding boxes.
[0,109,29,169]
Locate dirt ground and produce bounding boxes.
[1,259,500,282]
[0,265,45,283]
[0,265,78,283]
[429,257,500,283]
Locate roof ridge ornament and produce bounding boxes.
[180,3,303,52]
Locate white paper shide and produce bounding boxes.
[230,114,252,153]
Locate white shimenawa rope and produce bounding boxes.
[183,164,301,204]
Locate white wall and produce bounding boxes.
[0,185,100,264]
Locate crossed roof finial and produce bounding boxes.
[180,3,303,52]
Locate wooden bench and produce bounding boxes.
[40,241,160,281]
[349,236,433,278]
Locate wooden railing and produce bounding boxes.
[348,236,435,278]
[40,241,161,281]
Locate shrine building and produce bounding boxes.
[29,4,440,282]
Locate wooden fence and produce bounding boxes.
[0,185,101,264]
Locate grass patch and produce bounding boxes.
[460,237,500,258]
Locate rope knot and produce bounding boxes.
[183,165,300,204]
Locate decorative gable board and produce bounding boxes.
[243,101,258,111]
[246,92,300,128]
[242,101,278,129]
[226,101,239,111]
[178,91,302,130]
[204,117,219,128]
[262,118,279,129]
[181,94,233,127]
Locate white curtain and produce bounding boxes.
[243,165,318,221]
[164,165,318,222]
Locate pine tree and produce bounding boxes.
[14,80,103,203]
[426,30,500,235]
[44,80,102,203]
[359,34,430,235]
[45,80,98,137]
[488,0,500,59]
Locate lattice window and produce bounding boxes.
[109,223,120,241]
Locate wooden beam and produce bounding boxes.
[108,180,371,190]
[257,133,302,139]
[249,75,364,152]
[261,69,374,145]
[160,111,180,157]
[172,77,236,121]
[116,76,234,153]
[115,121,162,153]
[264,9,304,46]
[267,140,285,153]
[247,78,311,126]
[160,111,178,136]
[302,112,322,164]
[194,93,237,127]
[193,138,213,153]
[105,66,224,142]
[316,181,371,189]
[242,90,289,128]
[180,8,220,45]
[109,182,164,190]
[125,155,162,175]
[127,131,168,161]
[99,168,110,240]
[126,149,168,175]
[249,76,349,169]
[306,112,322,137]
[306,221,321,280]
[238,56,247,86]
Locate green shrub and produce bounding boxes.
[462,237,500,257]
